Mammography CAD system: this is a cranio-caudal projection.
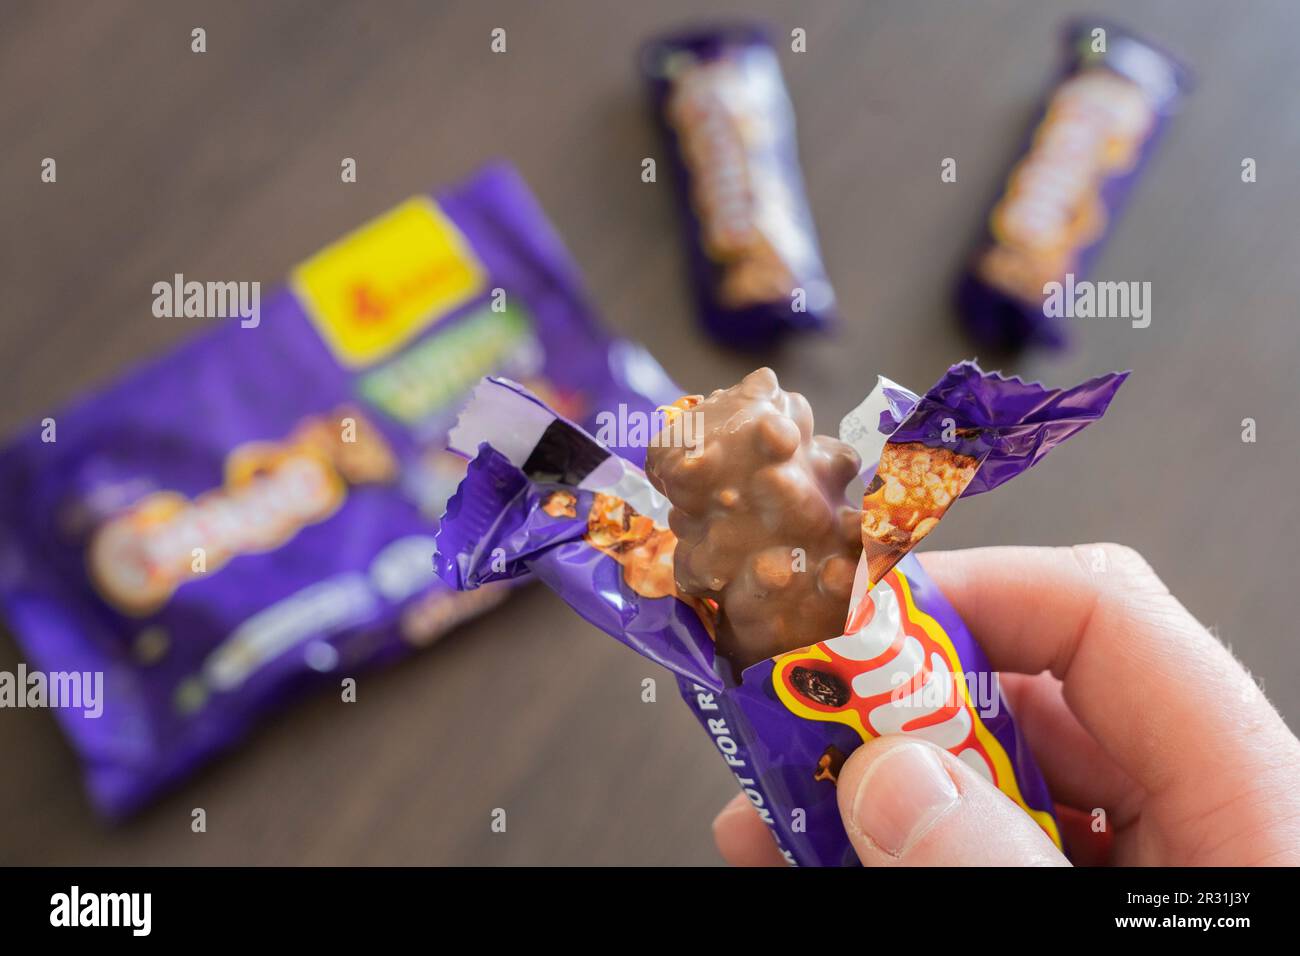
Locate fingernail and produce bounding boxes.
[850,742,959,857]
[711,793,751,832]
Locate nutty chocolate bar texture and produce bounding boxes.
[646,368,862,674]
[860,441,978,584]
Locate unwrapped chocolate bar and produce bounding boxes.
[643,23,836,348]
[436,361,1127,865]
[0,163,680,817]
[957,20,1191,350]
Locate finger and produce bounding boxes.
[998,672,1141,826]
[917,545,1300,802]
[837,736,1069,866]
[712,791,788,867]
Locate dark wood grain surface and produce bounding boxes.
[2,0,1298,865]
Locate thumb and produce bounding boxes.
[837,737,1069,866]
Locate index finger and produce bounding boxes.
[917,544,1296,802]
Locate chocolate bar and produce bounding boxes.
[436,362,1127,864]
[643,23,836,347]
[957,20,1190,350]
[645,368,861,674]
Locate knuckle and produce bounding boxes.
[1071,542,1168,597]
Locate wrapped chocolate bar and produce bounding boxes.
[957,20,1191,350]
[643,23,836,348]
[436,361,1127,865]
[0,163,681,817]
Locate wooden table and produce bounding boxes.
[3,0,1298,865]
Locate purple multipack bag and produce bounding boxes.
[957,20,1191,351]
[642,23,836,348]
[435,362,1126,865]
[0,163,681,818]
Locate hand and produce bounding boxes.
[712,544,1300,866]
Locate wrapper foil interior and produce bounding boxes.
[0,163,681,817]
[436,363,1126,865]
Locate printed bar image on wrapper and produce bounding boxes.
[435,361,1127,865]
[642,22,836,348]
[956,20,1191,351]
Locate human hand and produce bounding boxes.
[712,544,1300,866]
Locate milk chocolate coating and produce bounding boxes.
[646,368,862,674]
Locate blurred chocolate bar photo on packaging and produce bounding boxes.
[957,21,1191,350]
[643,23,836,348]
[0,163,680,817]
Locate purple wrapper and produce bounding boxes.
[957,20,1192,351]
[0,163,681,818]
[643,23,836,348]
[435,363,1127,865]
[894,361,1131,497]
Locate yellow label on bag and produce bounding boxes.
[292,197,487,368]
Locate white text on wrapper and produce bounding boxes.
[693,684,798,866]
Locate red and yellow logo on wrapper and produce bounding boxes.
[291,197,487,368]
[771,567,1061,848]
